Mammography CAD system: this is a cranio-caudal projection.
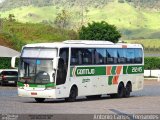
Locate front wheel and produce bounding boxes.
[65,86,77,102]
[35,98,45,103]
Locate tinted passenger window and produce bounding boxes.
[135,49,142,63]
[126,49,135,64]
[82,49,94,65]
[71,48,94,65]
[70,48,143,65]
[106,49,117,64]
[95,48,106,64]
[117,48,126,63]
[71,48,82,65]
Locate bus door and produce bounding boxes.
[56,48,69,98]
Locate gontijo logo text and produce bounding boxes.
[70,66,144,77]
[77,69,95,75]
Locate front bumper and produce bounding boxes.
[18,88,57,99]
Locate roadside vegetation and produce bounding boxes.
[1,1,160,39]
[0,19,78,51]
[125,39,160,54]
[144,57,160,70]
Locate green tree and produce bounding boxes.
[79,21,121,43]
[54,9,71,29]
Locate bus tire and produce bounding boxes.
[125,83,132,97]
[86,95,101,100]
[117,83,125,98]
[65,86,77,102]
[0,81,2,86]
[35,98,45,103]
[1,81,4,86]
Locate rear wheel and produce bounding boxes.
[117,83,125,98]
[35,98,45,103]
[125,83,132,97]
[65,86,77,102]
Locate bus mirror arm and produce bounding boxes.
[11,55,19,68]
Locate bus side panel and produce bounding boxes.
[130,74,144,91]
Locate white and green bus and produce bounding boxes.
[14,40,144,102]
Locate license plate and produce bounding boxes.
[9,81,15,83]
[31,92,37,95]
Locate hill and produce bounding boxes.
[1,0,160,11]
[0,20,78,51]
[0,0,160,39]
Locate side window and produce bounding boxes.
[71,48,82,65]
[135,49,142,63]
[106,48,117,64]
[95,48,106,64]
[117,48,126,64]
[126,49,135,64]
[82,48,94,65]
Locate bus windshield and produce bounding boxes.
[19,48,57,84]
[19,58,53,84]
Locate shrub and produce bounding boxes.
[79,21,121,43]
[0,57,19,69]
[0,57,11,69]
[144,57,160,69]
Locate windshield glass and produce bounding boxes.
[19,59,53,84]
[19,48,57,84]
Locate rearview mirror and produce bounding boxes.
[11,55,19,68]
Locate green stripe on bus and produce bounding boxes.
[70,66,106,77]
[111,66,116,75]
[70,65,144,77]
[70,67,73,77]
[126,66,144,74]
[108,76,113,85]
[123,66,128,74]
[123,66,144,74]
[17,82,56,87]
[17,81,24,87]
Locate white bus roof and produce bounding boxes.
[24,40,143,49]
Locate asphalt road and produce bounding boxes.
[0,80,160,115]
